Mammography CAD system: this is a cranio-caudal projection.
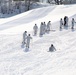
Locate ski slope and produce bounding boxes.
[0,4,76,75]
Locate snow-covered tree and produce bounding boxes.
[25,0,39,10]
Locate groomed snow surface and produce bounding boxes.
[0,4,76,75]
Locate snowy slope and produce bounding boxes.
[0,4,76,75]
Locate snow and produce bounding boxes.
[0,4,76,75]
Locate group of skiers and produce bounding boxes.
[33,21,51,36]
[22,31,32,48]
[40,21,51,36]
[60,16,76,29]
[22,30,56,52]
[22,17,76,51]
[49,17,76,52]
[22,21,51,49]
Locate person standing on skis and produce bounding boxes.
[33,24,38,36]
[22,31,27,45]
[40,22,44,36]
[64,16,69,27]
[47,21,51,32]
[26,34,32,48]
[66,16,69,27]
[71,18,76,29]
[43,22,47,34]
[64,16,67,26]
[60,18,63,29]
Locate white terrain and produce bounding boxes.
[0,4,76,75]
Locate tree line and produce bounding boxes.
[0,0,75,15]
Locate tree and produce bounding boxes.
[25,0,39,11]
[47,0,56,4]
[54,0,63,4]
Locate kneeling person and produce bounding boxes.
[49,44,56,52]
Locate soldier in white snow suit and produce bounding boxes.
[64,16,69,27]
[66,16,69,27]
[49,44,56,52]
[43,22,47,34]
[40,22,44,36]
[26,34,32,48]
[22,31,27,44]
[60,18,63,29]
[64,16,67,26]
[33,24,38,36]
[47,21,51,32]
[71,18,76,29]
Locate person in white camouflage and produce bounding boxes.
[40,22,44,36]
[49,44,56,52]
[26,34,32,48]
[47,21,51,32]
[33,24,38,36]
[71,18,76,29]
[22,31,27,45]
[43,22,47,34]
[60,18,63,29]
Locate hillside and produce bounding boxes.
[0,4,76,75]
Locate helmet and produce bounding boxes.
[25,31,27,33]
[51,44,53,47]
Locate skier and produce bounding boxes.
[33,24,38,36]
[26,34,32,48]
[71,18,76,29]
[64,16,67,26]
[64,16,69,27]
[49,44,56,52]
[43,22,47,34]
[22,31,27,45]
[47,21,51,32]
[60,18,63,29]
[66,16,69,27]
[39,22,44,36]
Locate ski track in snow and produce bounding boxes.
[0,4,76,75]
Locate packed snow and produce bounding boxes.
[0,4,76,75]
